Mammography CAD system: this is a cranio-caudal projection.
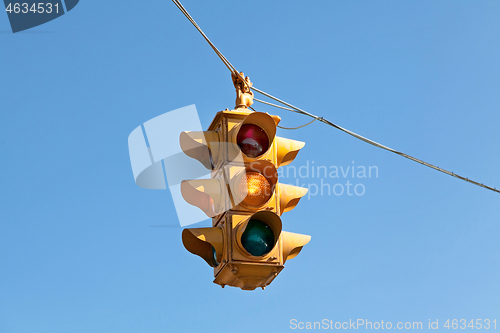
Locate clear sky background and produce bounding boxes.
[1,1,499,332]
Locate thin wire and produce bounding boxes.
[251,103,316,129]
[253,88,500,195]
[172,0,499,195]
[171,0,252,91]
[172,0,235,73]
[277,118,318,130]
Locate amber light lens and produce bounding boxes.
[238,171,272,207]
[236,124,270,158]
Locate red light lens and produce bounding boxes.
[237,124,270,158]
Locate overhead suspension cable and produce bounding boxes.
[171,0,251,89]
[276,118,318,130]
[251,88,499,194]
[171,0,499,195]
[171,0,234,73]
[250,104,317,129]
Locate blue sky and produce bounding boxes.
[1,1,499,332]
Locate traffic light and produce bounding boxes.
[180,74,310,290]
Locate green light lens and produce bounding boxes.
[212,246,219,266]
[241,219,275,256]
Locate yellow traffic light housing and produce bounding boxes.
[182,227,224,267]
[281,231,311,263]
[179,74,311,290]
[180,179,226,218]
[275,137,305,167]
[179,131,220,169]
[277,183,308,215]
